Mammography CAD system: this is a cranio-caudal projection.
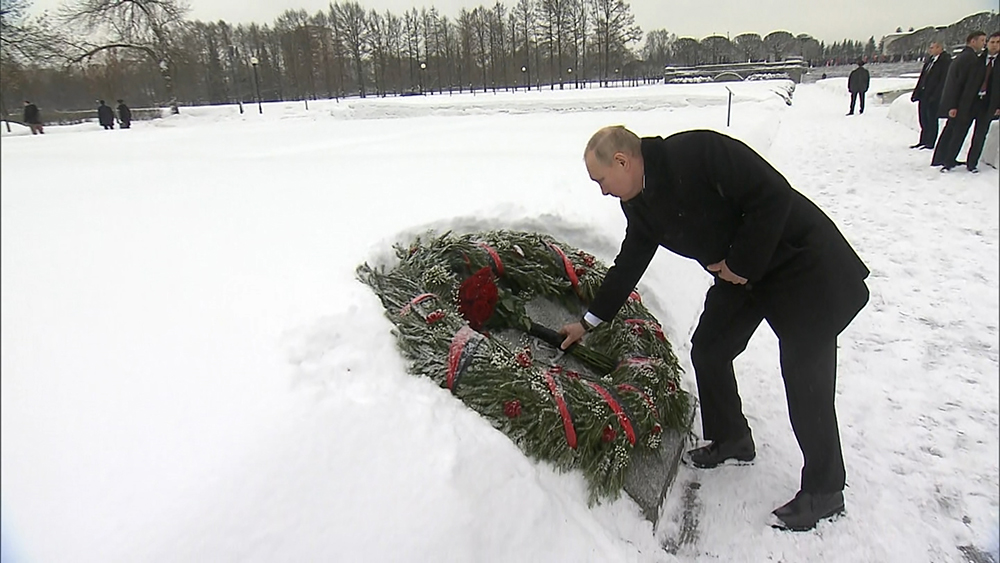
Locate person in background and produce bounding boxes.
[963,32,1000,173]
[910,42,951,149]
[932,31,988,171]
[97,100,115,130]
[116,99,132,129]
[847,58,870,115]
[22,100,43,135]
[560,126,869,532]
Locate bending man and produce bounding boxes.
[560,126,869,531]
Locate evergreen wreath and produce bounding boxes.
[358,230,691,502]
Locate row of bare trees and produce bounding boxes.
[1,0,947,115]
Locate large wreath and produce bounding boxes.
[358,230,691,502]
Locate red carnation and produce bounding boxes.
[651,423,662,435]
[574,266,586,277]
[602,425,617,442]
[457,267,499,331]
[425,310,446,324]
[503,400,522,418]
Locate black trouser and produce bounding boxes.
[917,100,941,148]
[932,110,977,166]
[967,108,995,169]
[690,281,846,494]
[849,92,865,114]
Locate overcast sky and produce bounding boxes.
[31,0,997,44]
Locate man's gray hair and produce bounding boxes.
[585,125,641,164]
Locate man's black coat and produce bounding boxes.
[939,46,987,118]
[848,66,870,93]
[117,103,132,125]
[23,103,40,124]
[912,51,952,106]
[98,104,115,126]
[589,130,869,338]
[984,53,1000,118]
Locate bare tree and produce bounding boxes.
[60,0,190,113]
[671,36,700,65]
[589,0,641,85]
[641,28,674,72]
[762,30,794,62]
[333,1,368,97]
[700,35,731,64]
[733,32,763,63]
[514,0,535,89]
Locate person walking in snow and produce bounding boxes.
[560,126,869,532]
[116,99,132,129]
[97,100,115,130]
[932,31,988,171]
[22,100,43,135]
[910,42,951,149]
[847,58,870,115]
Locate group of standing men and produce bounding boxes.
[911,31,1000,173]
[97,99,132,130]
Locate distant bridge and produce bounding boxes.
[663,60,810,84]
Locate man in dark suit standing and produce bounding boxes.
[910,42,951,149]
[847,59,870,115]
[561,126,869,532]
[964,32,1000,173]
[932,31,988,171]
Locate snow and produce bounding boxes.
[2,79,998,562]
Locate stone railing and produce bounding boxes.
[664,59,811,84]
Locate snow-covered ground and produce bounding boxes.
[2,79,997,562]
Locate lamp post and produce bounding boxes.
[420,62,426,94]
[229,45,243,114]
[521,66,527,92]
[567,67,572,89]
[250,56,262,114]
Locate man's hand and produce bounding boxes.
[558,322,586,350]
[948,109,958,118]
[707,260,748,285]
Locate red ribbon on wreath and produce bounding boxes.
[544,366,577,449]
[447,325,480,391]
[399,293,437,316]
[477,242,505,277]
[585,381,636,445]
[617,383,660,418]
[624,319,666,341]
[547,242,581,296]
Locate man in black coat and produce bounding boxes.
[964,32,1000,173]
[910,42,951,149]
[97,100,115,130]
[116,99,132,129]
[847,59,870,115]
[22,100,43,135]
[932,31,988,170]
[560,126,869,532]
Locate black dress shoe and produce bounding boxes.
[909,143,925,149]
[968,166,979,173]
[772,491,845,531]
[685,432,755,468]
